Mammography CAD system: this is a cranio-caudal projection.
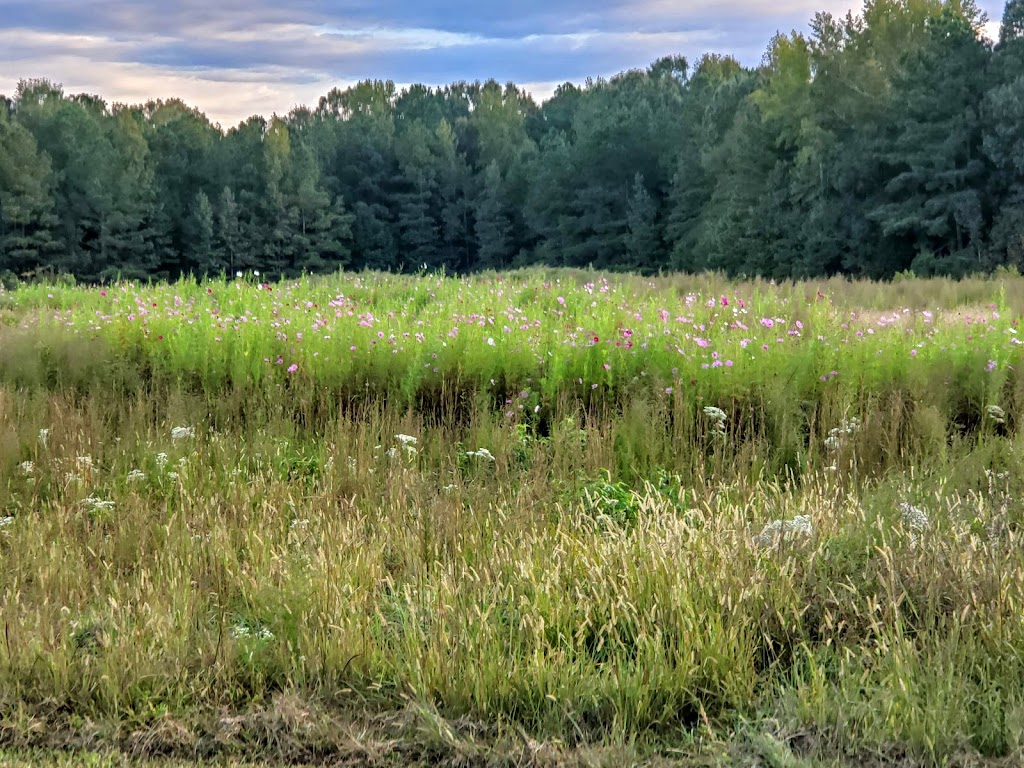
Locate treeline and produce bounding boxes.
[3,0,1024,282]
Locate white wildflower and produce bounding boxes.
[986,405,1006,424]
[155,452,169,469]
[703,406,728,424]
[0,516,14,528]
[167,471,179,481]
[18,461,34,475]
[289,518,309,530]
[84,497,115,512]
[231,622,273,641]
[38,429,50,448]
[899,502,930,533]
[76,456,93,469]
[396,434,418,447]
[386,447,399,459]
[64,472,82,484]
[754,515,814,548]
[825,416,861,451]
[127,469,146,482]
[466,448,495,461]
[171,426,195,440]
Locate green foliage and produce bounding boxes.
[4,2,1024,281]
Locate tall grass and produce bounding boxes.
[2,270,1024,765]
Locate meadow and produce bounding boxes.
[2,269,1024,766]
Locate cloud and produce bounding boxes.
[0,0,1006,127]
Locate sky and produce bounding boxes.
[0,0,1006,129]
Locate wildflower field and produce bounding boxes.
[3,269,1024,766]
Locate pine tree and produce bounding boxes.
[216,186,241,275]
[625,173,658,271]
[184,189,216,274]
[0,115,61,276]
[474,161,512,270]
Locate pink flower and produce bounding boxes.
[287,364,298,373]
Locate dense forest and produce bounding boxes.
[2,0,1024,282]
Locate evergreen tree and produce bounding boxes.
[869,3,990,274]
[0,113,61,276]
[625,173,659,270]
[474,161,513,270]
[215,186,241,274]
[184,189,216,273]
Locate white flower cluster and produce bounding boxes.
[465,448,495,462]
[171,426,195,440]
[824,416,861,452]
[18,461,34,475]
[703,406,728,436]
[76,456,93,469]
[38,429,50,448]
[986,404,1007,425]
[231,623,274,641]
[127,469,146,482]
[703,406,727,424]
[156,453,169,469]
[754,515,814,548]
[899,502,930,534]
[389,434,418,457]
[0,516,14,529]
[84,497,115,512]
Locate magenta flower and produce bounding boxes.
[287,364,298,373]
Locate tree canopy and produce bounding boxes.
[1,2,1021,282]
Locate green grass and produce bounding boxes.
[2,269,1024,766]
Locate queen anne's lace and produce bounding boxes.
[754,515,813,548]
